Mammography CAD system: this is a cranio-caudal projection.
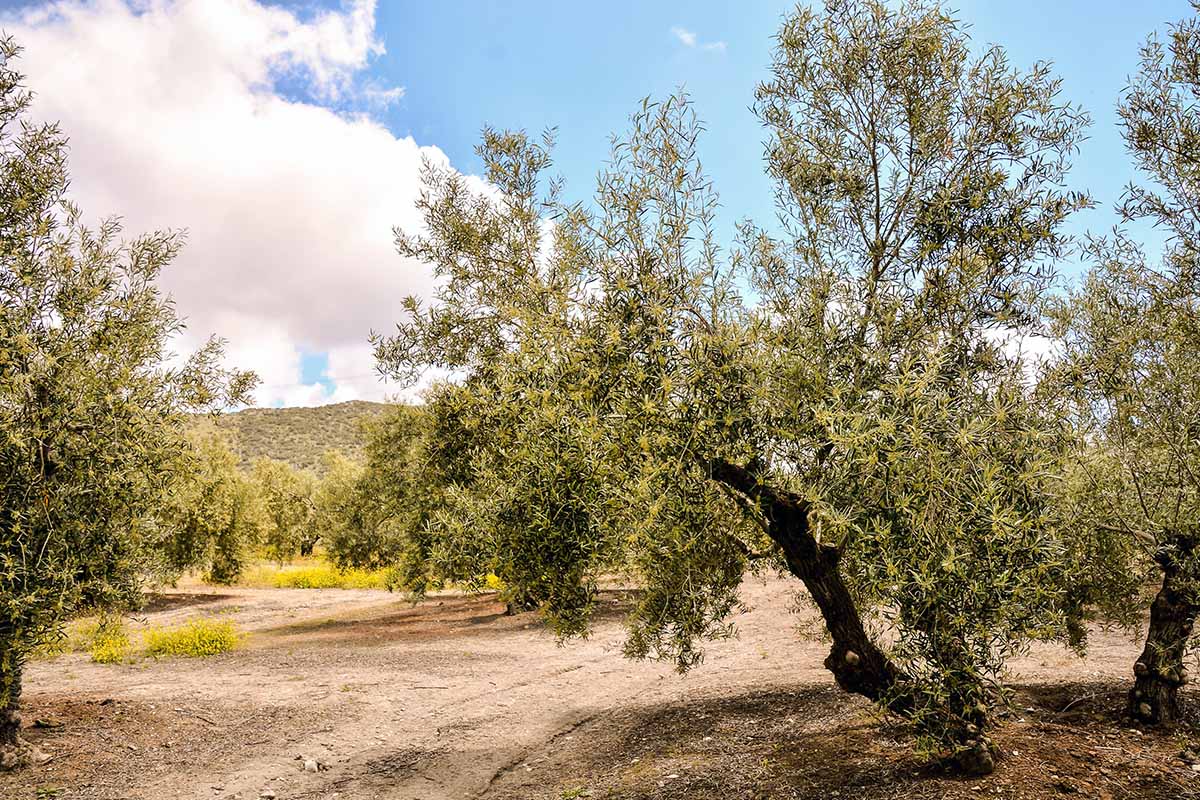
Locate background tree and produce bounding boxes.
[0,39,254,768]
[250,457,317,563]
[374,0,1090,772]
[316,404,478,597]
[160,427,266,585]
[1051,5,1200,724]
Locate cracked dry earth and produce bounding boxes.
[3,576,1199,800]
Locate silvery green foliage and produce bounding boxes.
[160,427,267,585]
[316,406,447,589]
[1050,2,1200,726]
[251,457,318,564]
[0,37,254,751]
[374,1,1090,761]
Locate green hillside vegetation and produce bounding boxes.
[204,400,392,472]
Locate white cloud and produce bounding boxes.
[670,26,698,47]
[362,80,406,110]
[2,0,450,407]
[671,25,725,53]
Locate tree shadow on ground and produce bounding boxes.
[490,681,1198,800]
[258,589,640,645]
[141,592,236,613]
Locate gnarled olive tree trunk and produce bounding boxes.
[708,459,910,711]
[708,459,1002,774]
[0,640,28,771]
[1130,534,1197,726]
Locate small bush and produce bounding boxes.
[280,565,387,589]
[144,619,240,658]
[32,616,132,663]
[241,561,389,589]
[88,618,131,664]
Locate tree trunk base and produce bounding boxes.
[0,737,47,771]
[1128,535,1196,727]
[948,738,995,776]
[1129,674,1184,726]
[504,599,538,616]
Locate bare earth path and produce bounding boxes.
[4,576,1196,800]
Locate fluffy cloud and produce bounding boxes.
[670,26,726,53]
[2,0,453,406]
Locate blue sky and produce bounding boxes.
[1,0,1192,405]
[362,0,1191,255]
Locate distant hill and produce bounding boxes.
[206,400,393,473]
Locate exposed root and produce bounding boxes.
[0,737,48,771]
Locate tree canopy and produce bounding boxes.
[1050,1,1200,726]
[372,0,1093,770]
[0,38,254,767]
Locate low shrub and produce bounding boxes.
[34,616,132,663]
[240,561,389,589]
[88,617,131,664]
[143,619,240,658]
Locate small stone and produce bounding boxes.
[1137,702,1153,719]
[1192,764,1200,774]
[844,650,860,666]
[260,789,277,799]
[303,758,320,773]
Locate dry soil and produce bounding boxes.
[3,576,1198,800]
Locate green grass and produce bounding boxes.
[143,619,241,658]
[238,559,390,589]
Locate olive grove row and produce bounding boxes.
[3,0,1200,778]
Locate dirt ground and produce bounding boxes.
[3,575,1198,800]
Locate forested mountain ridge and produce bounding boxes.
[202,400,392,472]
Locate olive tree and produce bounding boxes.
[375,1,1088,771]
[1051,3,1200,726]
[251,457,318,563]
[317,405,472,595]
[0,40,254,767]
[160,427,266,585]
